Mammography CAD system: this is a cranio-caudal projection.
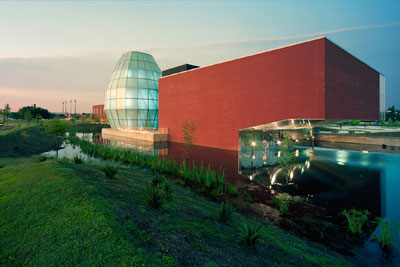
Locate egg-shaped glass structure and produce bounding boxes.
[104,51,162,130]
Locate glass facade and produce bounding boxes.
[104,51,162,130]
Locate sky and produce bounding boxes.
[0,0,399,113]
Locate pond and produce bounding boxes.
[42,132,400,263]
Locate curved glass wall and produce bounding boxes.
[104,51,162,130]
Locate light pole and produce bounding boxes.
[70,100,72,114]
[62,102,64,113]
[74,100,76,114]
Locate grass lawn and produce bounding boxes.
[0,157,354,266]
[0,125,57,157]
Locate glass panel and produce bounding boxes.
[138,79,148,89]
[117,78,126,88]
[127,120,137,128]
[117,99,125,109]
[149,99,157,110]
[110,99,116,109]
[148,80,156,90]
[117,88,125,99]
[125,98,137,109]
[132,52,138,60]
[125,88,138,98]
[117,110,126,119]
[110,109,118,120]
[132,60,138,68]
[138,99,149,109]
[138,109,148,121]
[111,89,117,99]
[138,53,144,61]
[138,61,145,69]
[114,69,121,79]
[126,110,138,120]
[149,89,158,100]
[148,110,157,121]
[138,69,146,79]
[138,119,145,127]
[127,68,138,78]
[144,62,151,70]
[105,110,113,119]
[110,79,118,89]
[138,89,148,99]
[126,78,138,88]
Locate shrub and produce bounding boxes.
[227,183,238,197]
[151,175,164,187]
[38,155,48,162]
[73,155,84,164]
[0,164,4,169]
[275,194,292,214]
[59,156,70,163]
[373,219,400,253]
[210,189,218,198]
[239,223,263,247]
[341,208,370,234]
[144,184,165,209]
[101,164,119,179]
[163,179,173,200]
[219,202,234,222]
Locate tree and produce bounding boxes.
[45,119,69,157]
[24,110,33,121]
[182,121,195,159]
[3,104,11,126]
[278,133,296,181]
[17,106,51,120]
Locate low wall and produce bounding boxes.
[102,128,168,142]
[315,134,400,147]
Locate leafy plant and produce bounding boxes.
[275,194,292,214]
[239,223,263,247]
[143,184,165,209]
[278,133,296,178]
[151,175,164,187]
[373,219,400,253]
[341,208,370,234]
[219,202,234,222]
[101,164,119,179]
[73,155,84,164]
[227,183,238,197]
[38,155,49,162]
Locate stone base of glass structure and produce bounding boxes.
[102,128,168,143]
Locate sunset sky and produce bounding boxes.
[0,0,399,113]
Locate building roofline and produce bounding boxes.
[160,36,326,79]
[160,36,383,79]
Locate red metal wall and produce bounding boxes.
[159,38,379,151]
[324,39,380,120]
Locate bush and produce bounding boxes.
[101,164,119,179]
[373,219,400,253]
[239,223,263,247]
[0,164,4,169]
[341,208,370,234]
[73,155,84,164]
[144,184,165,209]
[151,175,164,187]
[219,202,234,222]
[227,183,238,197]
[38,155,49,162]
[275,194,292,214]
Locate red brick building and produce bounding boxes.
[93,104,107,123]
[159,37,382,151]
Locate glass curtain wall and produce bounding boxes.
[104,51,162,130]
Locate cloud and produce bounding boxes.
[138,22,400,50]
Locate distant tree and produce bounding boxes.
[45,119,69,157]
[17,106,51,120]
[24,110,33,121]
[3,104,11,126]
[388,118,394,127]
[350,120,360,126]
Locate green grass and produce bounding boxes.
[342,208,370,235]
[0,157,354,266]
[0,121,37,136]
[0,125,57,157]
